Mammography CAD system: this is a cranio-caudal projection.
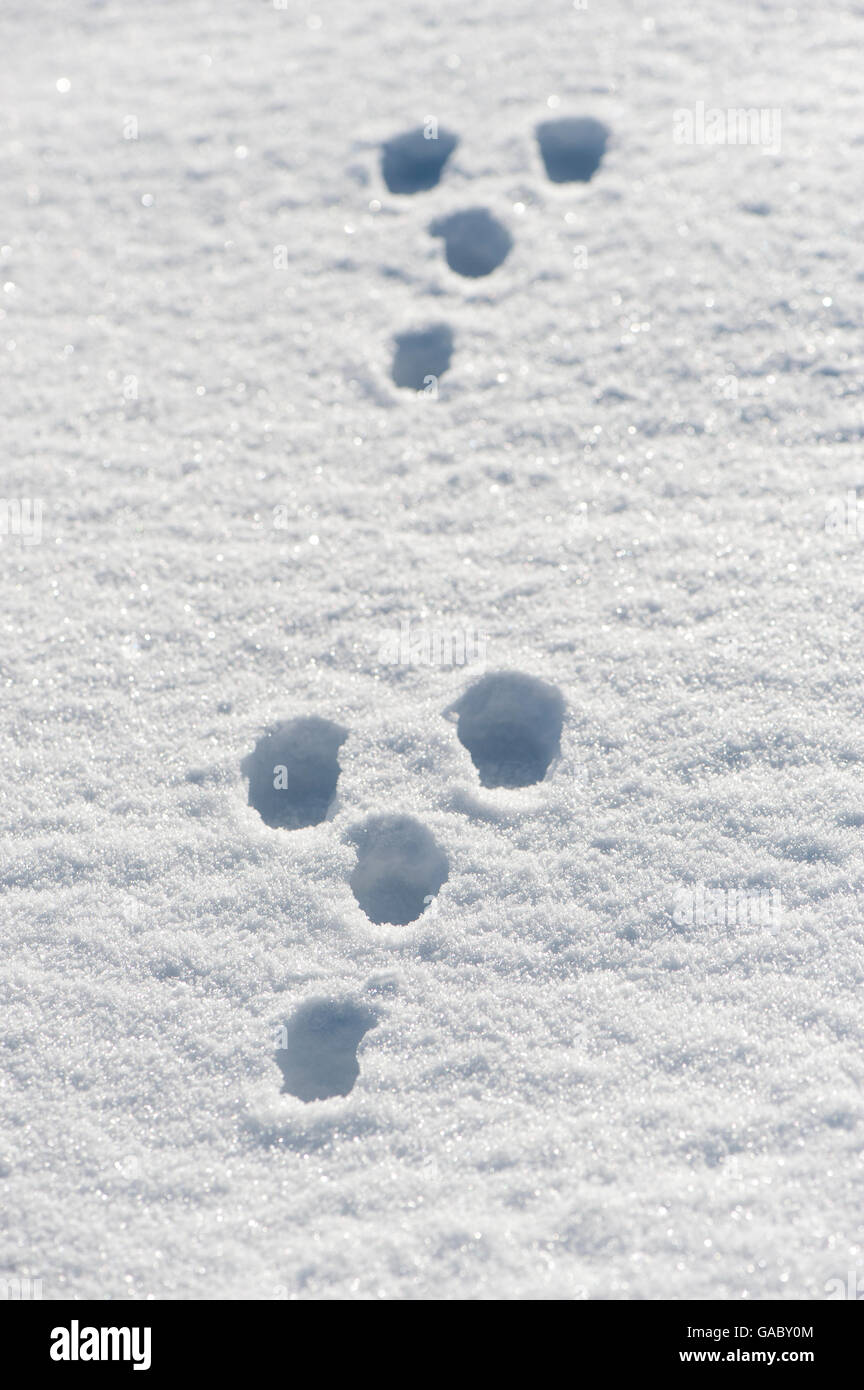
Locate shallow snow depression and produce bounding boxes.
[1,0,863,1300]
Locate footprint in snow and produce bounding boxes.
[349,814,449,925]
[391,323,454,391]
[429,208,513,278]
[536,116,609,183]
[382,115,611,386]
[276,998,377,1102]
[242,716,347,830]
[265,113,604,1100]
[446,671,565,789]
[260,680,566,1101]
[380,126,459,194]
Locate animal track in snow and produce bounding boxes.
[242,716,347,829]
[392,323,454,391]
[536,116,609,183]
[349,814,449,925]
[447,672,565,788]
[429,208,513,278]
[276,998,377,1102]
[381,126,459,194]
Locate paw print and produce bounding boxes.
[257,112,600,1105]
[252,671,566,1101]
[380,115,611,392]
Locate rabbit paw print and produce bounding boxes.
[378,115,611,393]
[249,671,566,1101]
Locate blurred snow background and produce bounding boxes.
[1,0,863,1299]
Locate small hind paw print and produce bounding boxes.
[348,814,449,926]
[242,716,348,830]
[391,323,453,392]
[536,116,610,183]
[445,671,565,790]
[380,124,459,195]
[245,672,566,1102]
[429,208,513,279]
[275,998,377,1102]
[378,114,611,391]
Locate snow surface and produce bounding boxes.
[2,0,864,1301]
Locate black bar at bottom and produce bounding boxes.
[1,1298,856,1375]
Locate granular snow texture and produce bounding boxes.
[1,0,863,1300]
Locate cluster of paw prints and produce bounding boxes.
[244,672,566,1103]
[386,116,610,390]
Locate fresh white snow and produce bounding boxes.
[1,0,863,1300]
